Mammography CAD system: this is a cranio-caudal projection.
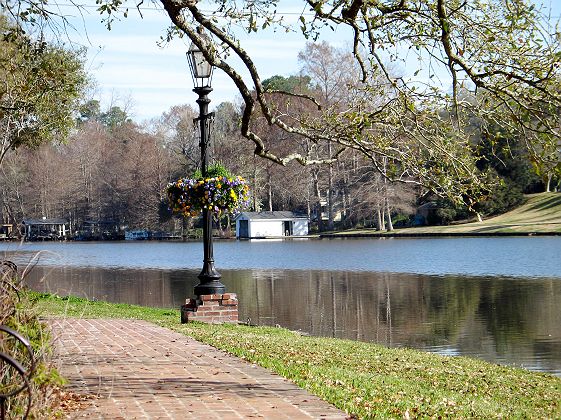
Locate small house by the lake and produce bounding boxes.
[79,219,121,240]
[235,211,309,238]
[414,202,438,226]
[22,218,69,240]
[0,224,14,240]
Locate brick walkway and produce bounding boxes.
[48,319,348,419]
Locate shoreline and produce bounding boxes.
[320,230,561,238]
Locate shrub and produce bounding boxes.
[1,261,65,418]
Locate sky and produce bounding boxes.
[57,1,561,123]
[59,2,322,122]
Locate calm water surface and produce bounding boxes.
[2,238,560,376]
[2,237,561,276]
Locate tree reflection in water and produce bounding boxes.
[24,266,561,376]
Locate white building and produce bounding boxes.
[235,211,309,238]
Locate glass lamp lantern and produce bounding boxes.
[186,42,214,89]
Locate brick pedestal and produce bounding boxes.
[181,293,238,324]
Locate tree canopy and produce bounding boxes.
[0,14,87,166]
[4,0,560,207]
[144,1,561,206]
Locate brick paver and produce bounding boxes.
[48,319,348,419]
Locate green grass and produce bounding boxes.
[33,292,561,419]
[331,192,561,236]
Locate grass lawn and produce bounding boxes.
[34,292,561,419]
[328,192,561,236]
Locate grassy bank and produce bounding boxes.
[326,192,561,237]
[34,293,561,419]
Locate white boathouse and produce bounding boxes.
[235,211,309,239]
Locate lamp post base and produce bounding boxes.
[195,263,225,296]
[194,279,226,296]
[181,293,238,324]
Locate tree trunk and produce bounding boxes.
[267,171,273,212]
[306,181,312,222]
[181,217,188,241]
[381,157,391,231]
[342,187,348,227]
[217,215,224,237]
[327,141,334,230]
[546,172,552,193]
[385,198,394,231]
[376,202,385,231]
[225,214,231,238]
[252,161,260,211]
[312,168,324,231]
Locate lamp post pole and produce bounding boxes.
[193,86,225,296]
[180,33,238,325]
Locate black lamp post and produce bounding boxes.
[187,41,226,296]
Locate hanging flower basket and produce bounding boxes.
[166,175,250,218]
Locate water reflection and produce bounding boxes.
[24,266,561,376]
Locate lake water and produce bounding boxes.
[1,237,560,376]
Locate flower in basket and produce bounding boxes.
[166,164,250,218]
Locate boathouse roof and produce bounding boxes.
[22,218,69,225]
[236,211,308,220]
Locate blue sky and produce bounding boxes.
[62,1,560,123]
[62,2,319,122]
